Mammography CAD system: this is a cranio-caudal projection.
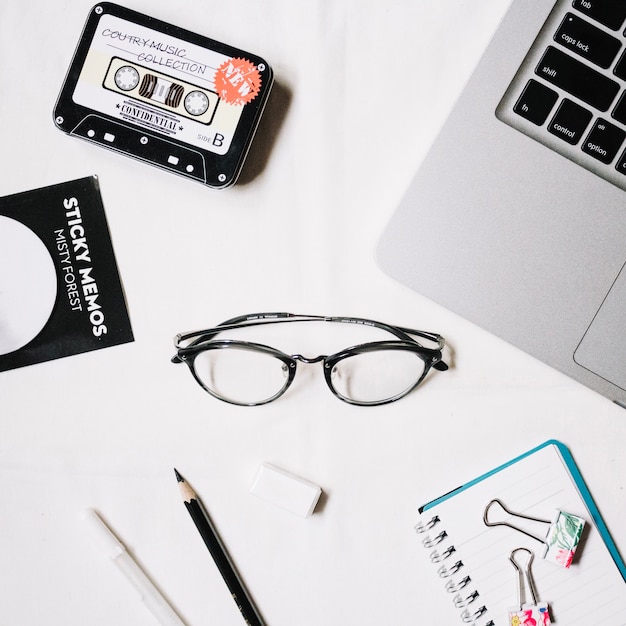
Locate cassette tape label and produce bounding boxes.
[103,57,220,125]
[54,4,273,188]
[72,14,241,154]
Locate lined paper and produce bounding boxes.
[417,441,626,625]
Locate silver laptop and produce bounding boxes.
[377,0,626,408]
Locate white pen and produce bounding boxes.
[83,509,187,626]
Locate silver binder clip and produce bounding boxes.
[483,498,585,568]
[507,548,551,626]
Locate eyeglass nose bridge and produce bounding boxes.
[292,353,327,365]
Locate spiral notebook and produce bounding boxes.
[416,440,626,625]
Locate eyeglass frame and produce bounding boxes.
[171,312,449,406]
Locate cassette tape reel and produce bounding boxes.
[54,3,273,188]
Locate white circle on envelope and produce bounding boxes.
[0,216,57,355]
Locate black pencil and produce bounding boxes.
[174,469,266,626]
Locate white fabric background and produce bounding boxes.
[1,1,625,624]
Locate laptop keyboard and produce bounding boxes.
[497,0,626,190]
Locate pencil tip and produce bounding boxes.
[174,468,184,483]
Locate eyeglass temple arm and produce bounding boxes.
[171,314,319,357]
[219,312,324,326]
[173,313,326,347]
[220,314,446,349]
[391,325,446,349]
[173,313,446,353]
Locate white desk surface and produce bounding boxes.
[1,1,625,624]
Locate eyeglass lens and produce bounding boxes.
[193,347,290,405]
[330,349,427,404]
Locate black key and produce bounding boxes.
[548,99,593,144]
[554,13,622,69]
[536,46,620,111]
[513,80,558,125]
[614,50,626,80]
[612,91,626,125]
[582,118,626,163]
[572,0,626,31]
[615,147,626,175]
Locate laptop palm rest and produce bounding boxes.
[574,263,626,392]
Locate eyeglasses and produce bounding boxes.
[171,312,448,407]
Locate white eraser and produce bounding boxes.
[250,463,322,518]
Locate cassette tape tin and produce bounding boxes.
[54,3,273,189]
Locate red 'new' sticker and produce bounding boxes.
[214,58,262,106]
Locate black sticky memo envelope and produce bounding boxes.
[0,176,133,372]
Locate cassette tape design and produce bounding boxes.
[103,57,220,125]
[54,3,273,188]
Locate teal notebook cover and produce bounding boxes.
[417,440,626,625]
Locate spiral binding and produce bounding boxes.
[422,530,447,548]
[416,514,491,626]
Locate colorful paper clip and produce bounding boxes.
[507,548,551,626]
[483,499,585,568]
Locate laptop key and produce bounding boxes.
[612,92,626,125]
[554,13,622,69]
[615,148,626,176]
[513,80,559,125]
[613,51,626,81]
[582,118,626,163]
[548,99,593,145]
[536,46,620,112]
[572,0,626,31]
